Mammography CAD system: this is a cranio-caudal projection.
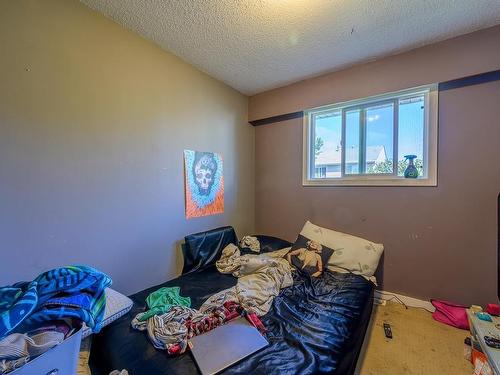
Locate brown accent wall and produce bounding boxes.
[0,0,254,295]
[252,28,500,305]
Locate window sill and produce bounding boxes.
[302,177,437,187]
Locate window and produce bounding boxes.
[303,85,438,186]
[315,166,327,178]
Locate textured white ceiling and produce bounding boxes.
[81,0,500,95]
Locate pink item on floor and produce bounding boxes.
[431,299,470,330]
[486,304,500,316]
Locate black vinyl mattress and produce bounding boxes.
[90,266,373,375]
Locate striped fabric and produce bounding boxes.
[0,331,65,359]
[0,266,111,338]
[0,330,65,374]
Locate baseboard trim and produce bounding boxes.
[374,290,435,312]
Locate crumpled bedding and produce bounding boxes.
[239,235,261,252]
[90,234,374,375]
[212,245,293,316]
[128,244,293,355]
[225,271,373,375]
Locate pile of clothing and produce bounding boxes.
[213,243,293,315]
[0,321,75,373]
[0,265,111,374]
[131,286,265,355]
[132,240,293,355]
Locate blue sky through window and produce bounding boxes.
[314,96,424,169]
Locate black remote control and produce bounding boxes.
[383,323,393,339]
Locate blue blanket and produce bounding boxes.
[0,265,112,338]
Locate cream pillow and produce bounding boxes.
[300,221,383,281]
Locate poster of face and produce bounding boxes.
[184,150,224,219]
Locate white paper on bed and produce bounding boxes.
[300,221,383,283]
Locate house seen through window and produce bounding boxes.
[304,85,438,186]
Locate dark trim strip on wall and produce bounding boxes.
[249,111,304,126]
[249,69,500,127]
[439,69,500,91]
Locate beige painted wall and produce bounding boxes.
[0,0,254,295]
[251,27,500,305]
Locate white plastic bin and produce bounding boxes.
[10,327,82,375]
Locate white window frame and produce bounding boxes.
[302,84,438,187]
